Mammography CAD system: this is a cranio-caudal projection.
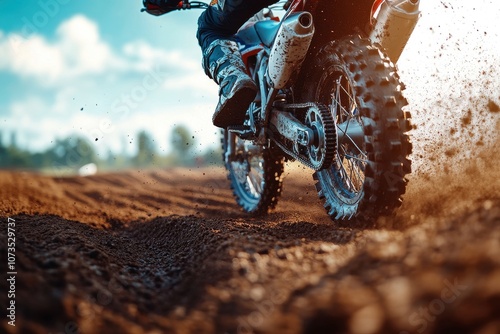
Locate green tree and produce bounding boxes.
[46,136,97,175]
[134,131,157,167]
[0,131,6,168]
[4,146,31,168]
[0,131,32,169]
[170,125,196,165]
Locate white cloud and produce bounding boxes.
[0,15,117,84]
[3,34,65,81]
[123,41,199,73]
[56,15,118,76]
[0,15,204,87]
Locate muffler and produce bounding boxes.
[267,12,314,89]
[369,0,421,63]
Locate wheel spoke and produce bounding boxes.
[247,174,259,196]
[337,126,367,159]
[331,76,367,159]
[340,82,357,116]
[326,70,367,194]
[348,158,364,189]
[344,154,369,163]
[339,148,357,191]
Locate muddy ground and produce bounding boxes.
[1,124,500,334]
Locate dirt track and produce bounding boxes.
[1,127,500,334]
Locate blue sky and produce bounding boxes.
[0,0,499,162]
[0,0,220,156]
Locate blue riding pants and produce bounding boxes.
[196,0,279,50]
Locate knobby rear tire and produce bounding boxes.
[301,35,413,220]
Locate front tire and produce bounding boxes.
[222,130,285,215]
[301,35,413,220]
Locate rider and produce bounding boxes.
[143,0,279,128]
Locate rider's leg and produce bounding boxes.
[197,0,279,128]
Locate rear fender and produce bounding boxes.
[306,0,374,49]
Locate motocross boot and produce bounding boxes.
[203,39,257,128]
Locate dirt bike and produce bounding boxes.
[156,0,420,220]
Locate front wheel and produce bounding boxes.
[221,130,285,215]
[301,35,413,220]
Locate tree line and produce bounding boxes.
[0,125,222,175]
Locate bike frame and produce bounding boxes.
[227,0,391,160]
[287,0,381,48]
[254,0,380,124]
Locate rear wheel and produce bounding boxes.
[222,130,285,215]
[301,35,412,220]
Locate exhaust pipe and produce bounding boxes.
[369,0,421,63]
[267,12,314,89]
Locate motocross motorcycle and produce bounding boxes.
[148,0,420,220]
